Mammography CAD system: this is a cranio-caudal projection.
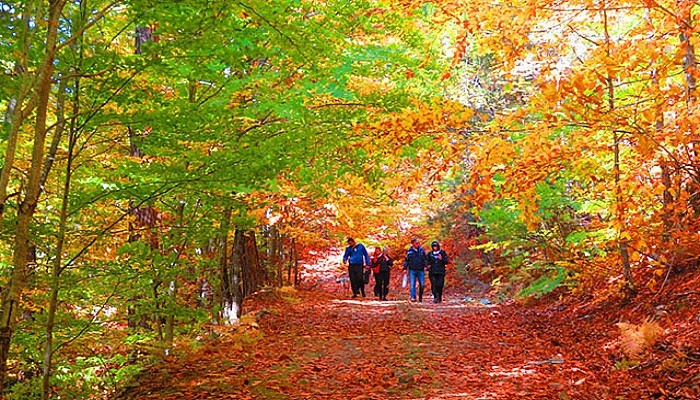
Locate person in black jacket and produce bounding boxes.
[427,241,449,303]
[403,238,427,302]
[371,246,393,300]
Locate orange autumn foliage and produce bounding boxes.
[416,0,700,288]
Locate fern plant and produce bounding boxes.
[616,319,664,359]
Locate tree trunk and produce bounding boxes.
[163,197,185,350]
[219,226,263,323]
[42,70,76,400]
[241,231,262,296]
[124,24,153,331]
[212,208,231,324]
[287,239,293,284]
[270,226,283,286]
[261,223,270,281]
[0,0,65,389]
[290,238,299,286]
[0,7,36,225]
[661,162,673,241]
[680,32,696,97]
[224,229,245,324]
[280,233,286,285]
[163,79,196,347]
[679,5,700,214]
[603,7,634,293]
[650,67,674,243]
[163,280,175,347]
[39,77,69,192]
[0,105,27,223]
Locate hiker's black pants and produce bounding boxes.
[429,272,445,300]
[374,270,390,298]
[348,264,365,296]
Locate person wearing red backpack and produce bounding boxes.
[371,246,393,300]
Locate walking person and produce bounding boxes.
[371,248,382,298]
[427,241,449,303]
[371,246,393,300]
[343,238,370,298]
[403,238,427,302]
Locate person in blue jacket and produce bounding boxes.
[427,241,449,303]
[343,237,371,298]
[403,238,427,302]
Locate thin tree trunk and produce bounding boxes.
[292,238,300,286]
[214,207,239,324]
[270,226,282,286]
[603,6,634,292]
[287,238,293,284]
[652,68,673,242]
[163,79,196,346]
[678,4,700,213]
[41,69,77,400]
[241,230,261,296]
[124,24,152,330]
[163,282,175,347]
[217,208,232,324]
[40,77,69,192]
[0,7,36,225]
[661,162,673,240]
[224,228,244,324]
[680,29,696,97]
[0,0,66,389]
[0,101,34,225]
[279,233,286,286]
[163,198,185,349]
[154,280,163,342]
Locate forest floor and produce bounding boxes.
[118,272,700,400]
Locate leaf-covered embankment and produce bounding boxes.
[116,280,700,399]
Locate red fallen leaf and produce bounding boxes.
[406,69,415,79]
[126,288,699,400]
[441,71,451,81]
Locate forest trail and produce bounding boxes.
[116,286,681,400]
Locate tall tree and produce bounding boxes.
[0,1,67,387]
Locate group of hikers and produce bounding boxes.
[342,237,449,303]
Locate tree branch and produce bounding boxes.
[55,1,121,54]
[236,1,309,60]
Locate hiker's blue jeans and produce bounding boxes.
[408,269,424,299]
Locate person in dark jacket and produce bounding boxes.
[371,246,393,300]
[427,241,449,303]
[371,247,381,298]
[403,238,427,302]
[343,238,370,298]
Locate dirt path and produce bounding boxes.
[117,290,682,399]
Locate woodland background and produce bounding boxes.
[1,0,700,398]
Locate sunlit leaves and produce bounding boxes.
[418,0,700,293]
